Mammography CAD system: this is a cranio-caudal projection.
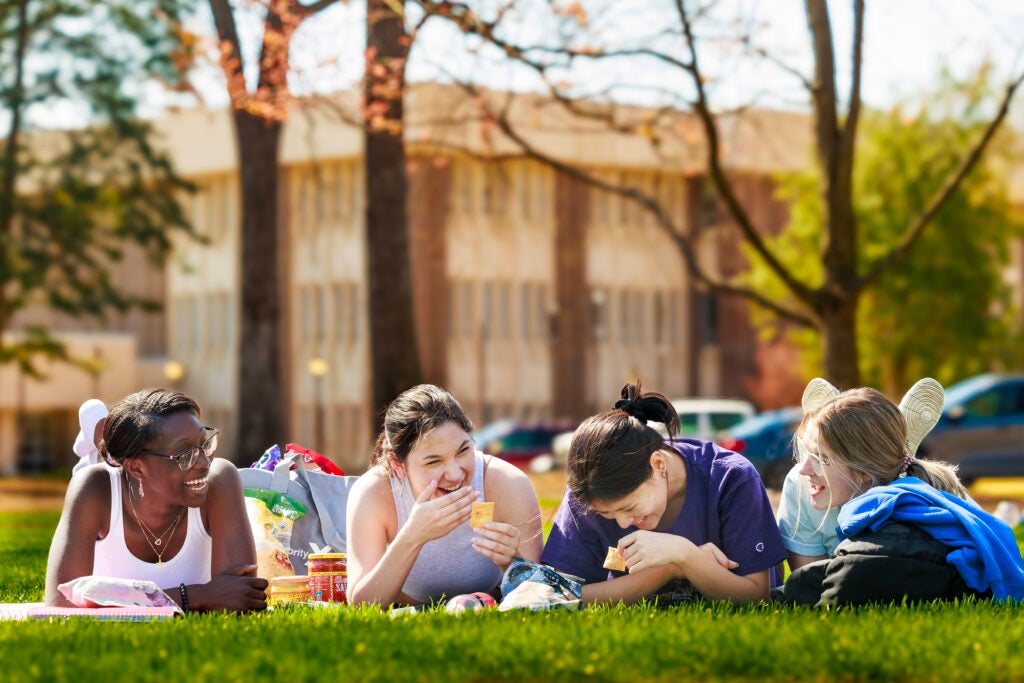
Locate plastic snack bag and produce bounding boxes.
[244,488,308,578]
[498,559,584,611]
[58,576,182,613]
[284,443,345,476]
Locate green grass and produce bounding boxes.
[4,512,1024,682]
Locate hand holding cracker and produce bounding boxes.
[603,546,626,572]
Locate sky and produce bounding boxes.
[19,0,1024,128]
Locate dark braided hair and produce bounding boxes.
[101,389,201,466]
[567,382,680,506]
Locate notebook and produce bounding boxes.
[26,606,179,621]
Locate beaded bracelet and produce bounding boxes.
[179,583,191,614]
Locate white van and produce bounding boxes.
[658,398,757,441]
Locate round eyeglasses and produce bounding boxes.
[797,437,831,475]
[141,427,220,471]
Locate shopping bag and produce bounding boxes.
[238,453,358,574]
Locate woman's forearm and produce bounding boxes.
[677,550,770,603]
[348,530,424,606]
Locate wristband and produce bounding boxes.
[179,583,191,613]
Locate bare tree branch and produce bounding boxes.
[677,0,817,307]
[858,69,1024,291]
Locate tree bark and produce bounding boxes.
[234,111,285,462]
[819,295,859,390]
[365,0,420,430]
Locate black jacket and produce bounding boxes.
[778,522,989,607]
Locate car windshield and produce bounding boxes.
[728,408,802,439]
[944,375,998,410]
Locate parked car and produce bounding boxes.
[472,419,576,472]
[919,373,1024,485]
[718,407,803,490]
[654,398,757,441]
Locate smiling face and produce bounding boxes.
[796,419,865,510]
[131,411,213,507]
[588,450,672,530]
[394,420,475,500]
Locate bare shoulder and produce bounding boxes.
[62,465,113,535]
[208,458,242,487]
[482,456,534,498]
[349,466,392,507]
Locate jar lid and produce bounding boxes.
[270,575,310,587]
[308,553,346,560]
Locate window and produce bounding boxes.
[498,282,510,338]
[654,290,666,345]
[349,283,362,343]
[481,282,493,338]
[520,283,532,340]
[461,281,473,338]
[314,285,326,343]
[699,291,717,345]
[619,289,630,344]
[518,164,531,220]
[634,291,646,345]
[535,285,548,341]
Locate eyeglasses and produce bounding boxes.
[141,428,220,471]
[797,438,831,475]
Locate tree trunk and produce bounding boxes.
[234,110,285,463]
[365,0,420,431]
[820,296,860,390]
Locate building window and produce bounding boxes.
[634,291,646,345]
[618,289,630,345]
[498,282,510,338]
[518,164,531,220]
[699,291,717,345]
[535,284,548,341]
[314,285,326,343]
[520,283,532,340]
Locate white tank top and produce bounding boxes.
[93,466,212,587]
[390,451,503,603]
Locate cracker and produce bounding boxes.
[470,501,495,528]
[603,546,626,572]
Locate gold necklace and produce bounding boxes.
[124,473,187,568]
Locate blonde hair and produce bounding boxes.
[802,387,967,499]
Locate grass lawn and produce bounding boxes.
[4,514,1024,682]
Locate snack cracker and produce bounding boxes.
[603,546,626,572]
[470,502,495,528]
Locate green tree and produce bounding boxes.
[749,70,1024,394]
[0,0,197,375]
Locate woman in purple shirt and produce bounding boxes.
[541,383,785,605]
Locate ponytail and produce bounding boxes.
[906,459,968,500]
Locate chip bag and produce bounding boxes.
[243,488,308,579]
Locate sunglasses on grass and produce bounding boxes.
[140,427,220,471]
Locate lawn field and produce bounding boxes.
[4,511,1024,682]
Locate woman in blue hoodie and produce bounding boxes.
[779,380,1024,606]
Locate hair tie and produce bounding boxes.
[614,398,644,422]
[898,452,914,478]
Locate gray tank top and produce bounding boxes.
[390,450,502,603]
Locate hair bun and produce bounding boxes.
[614,382,679,436]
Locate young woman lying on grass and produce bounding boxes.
[346,384,543,606]
[44,389,268,612]
[778,379,1024,606]
[541,383,786,605]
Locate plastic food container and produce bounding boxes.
[308,553,347,604]
[269,575,311,606]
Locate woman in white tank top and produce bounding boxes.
[44,389,268,613]
[346,384,544,606]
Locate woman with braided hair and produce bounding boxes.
[541,382,786,605]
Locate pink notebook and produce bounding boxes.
[26,606,179,621]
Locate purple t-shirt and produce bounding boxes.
[541,438,786,588]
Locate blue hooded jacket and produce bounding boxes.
[837,477,1024,601]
